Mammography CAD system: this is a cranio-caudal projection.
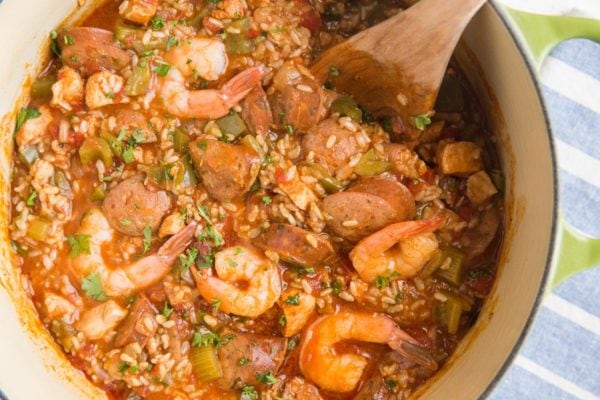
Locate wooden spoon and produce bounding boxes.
[311,0,486,143]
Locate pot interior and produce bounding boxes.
[0,1,555,399]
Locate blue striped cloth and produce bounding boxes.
[489,31,600,400]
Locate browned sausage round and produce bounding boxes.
[460,206,501,260]
[321,176,416,241]
[189,136,261,201]
[256,223,334,268]
[240,85,273,136]
[59,27,131,77]
[301,118,362,175]
[269,63,324,133]
[217,330,287,389]
[102,175,173,236]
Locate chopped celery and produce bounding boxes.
[216,112,247,137]
[27,218,51,242]
[18,145,40,166]
[114,21,141,44]
[420,249,444,278]
[114,21,168,52]
[229,17,251,32]
[435,75,464,113]
[172,158,198,188]
[189,345,223,381]
[302,162,344,193]
[331,96,362,122]
[125,60,151,96]
[53,171,71,197]
[31,75,57,101]
[354,149,392,177]
[432,293,463,334]
[172,128,191,154]
[435,245,465,286]
[240,135,265,162]
[79,137,113,167]
[224,33,255,55]
[91,184,106,201]
[100,131,124,158]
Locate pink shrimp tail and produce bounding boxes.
[157,221,197,264]
[355,215,445,257]
[221,67,264,108]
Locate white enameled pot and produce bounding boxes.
[0,1,583,398]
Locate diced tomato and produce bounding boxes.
[69,131,85,146]
[300,10,321,33]
[422,168,437,185]
[246,28,260,39]
[275,168,288,184]
[456,205,474,222]
[466,273,494,297]
[202,17,222,35]
[405,179,426,195]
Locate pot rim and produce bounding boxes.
[0,2,560,399]
[479,2,559,398]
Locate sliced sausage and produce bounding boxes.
[256,223,334,268]
[189,136,261,201]
[270,63,324,133]
[114,108,158,143]
[301,118,362,175]
[102,175,173,236]
[217,330,287,389]
[113,294,158,348]
[59,27,131,77]
[322,176,416,242]
[281,377,323,400]
[459,206,501,260]
[240,86,273,136]
[354,353,408,400]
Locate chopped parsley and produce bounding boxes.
[105,91,115,99]
[162,302,174,318]
[26,189,37,206]
[238,356,251,366]
[284,124,293,134]
[287,339,297,350]
[411,113,432,130]
[284,294,300,305]
[140,50,155,57]
[154,62,171,77]
[375,275,390,289]
[63,35,74,45]
[122,147,135,163]
[192,331,235,348]
[81,272,107,301]
[150,16,166,30]
[11,240,27,256]
[226,257,238,268]
[385,379,398,391]
[15,107,41,132]
[166,36,179,51]
[261,195,272,205]
[241,384,258,400]
[256,371,278,385]
[120,218,132,226]
[66,234,91,258]
[142,225,152,253]
[197,253,215,269]
[179,247,199,272]
[330,280,342,294]
[212,298,221,309]
[278,315,286,326]
[205,225,224,247]
[329,66,340,76]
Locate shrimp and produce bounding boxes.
[71,207,196,297]
[164,38,228,81]
[75,300,127,340]
[192,245,281,317]
[299,311,437,393]
[156,67,263,120]
[349,216,444,283]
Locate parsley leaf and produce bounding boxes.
[26,190,37,206]
[192,331,220,347]
[162,302,173,318]
[385,379,398,391]
[329,66,340,76]
[15,107,41,132]
[150,16,166,30]
[81,272,107,301]
[154,62,171,77]
[278,315,286,326]
[143,225,152,253]
[205,225,224,247]
[375,275,390,289]
[238,356,251,366]
[411,114,432,130]
[284,294,300,305]
[261,196,272,205]
[67,234,91,258]
[256,371,278,385]
[241,384,258,400]
[166,36,179,51]
[179,247,199,272]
